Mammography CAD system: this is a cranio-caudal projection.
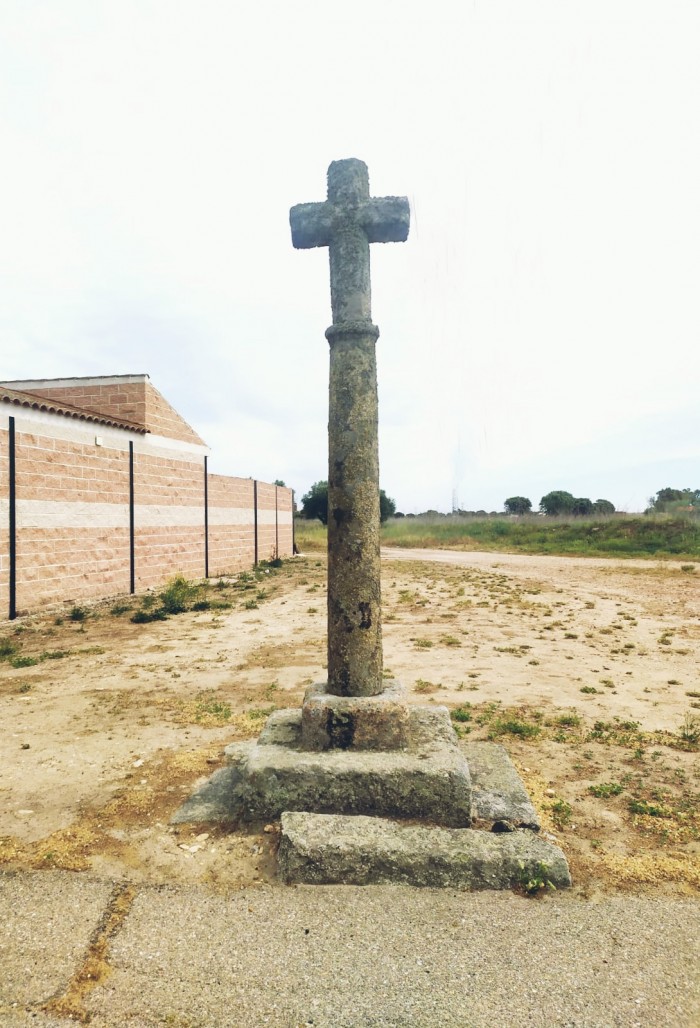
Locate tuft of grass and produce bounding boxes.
[550,798,573,829]
[413,638,433,649]
[10,655,38,668]
[679,713,700,747]
[194,697,232,723]
[628,799,670,818]
[450,704,472,723]
[69,606,88,622]
[0,638,18,659]
[580,686,599,694]
[487,717,541,740]
[589,782,624,798]
[414,679,439,694]
[556,712,582,728]
[131,608,168,624]
[109,602,132,616]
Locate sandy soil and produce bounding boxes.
[1,549,698,897]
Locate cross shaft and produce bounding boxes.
[291,159,409,697]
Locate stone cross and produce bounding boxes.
[290,159,410,697]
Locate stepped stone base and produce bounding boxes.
[279,812,571,890]
[171,694,571,890]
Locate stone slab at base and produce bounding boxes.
[279,812,572,890]
[301,680,410,751]
[231,705,472,826]
[171,738,540,831]
[463,741,540,830]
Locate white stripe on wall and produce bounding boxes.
[17,500,130,529]
[209,507,293,527]
[15,500,293,530]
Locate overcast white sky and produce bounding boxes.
[1,1,698,513]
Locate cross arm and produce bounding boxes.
[290,202,334,250]
[361,196,410,244]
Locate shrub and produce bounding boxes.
[159,575,198,615]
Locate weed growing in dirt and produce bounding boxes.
[10,655,38,668]
[414,679,440,693]
[680,713,700,746]
[589,782,624,798]
[556,712,582,728]
[550,798,573,829]
[0,638,18,659]
[195,697,232,722]
[628,799,669,818]
[518,861,557,895]
[488,717,541,740]
[69,606,88,622]
[451,704,472,722]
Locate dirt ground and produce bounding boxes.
[1,548,698,898]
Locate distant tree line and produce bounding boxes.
[502,493,615,516]
[502,487,699,517]
[299,483,699,522]
[645,487,699,514]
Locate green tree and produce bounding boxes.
[504,496,532,515]
[540,491,575,516]
[571,497,594,516]
[646,487,699,514]
[273,479,286,487]
[592,499,615,515]
[300,480,396,524]
[300,480,329,524]
[379,491,397,522]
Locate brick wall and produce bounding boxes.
[1,402,293,617]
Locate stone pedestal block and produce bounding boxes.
[301,680,410,751]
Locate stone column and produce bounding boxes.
[326,321,382,695]
[290,158,410,698]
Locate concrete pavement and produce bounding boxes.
[1,871,699,1027]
